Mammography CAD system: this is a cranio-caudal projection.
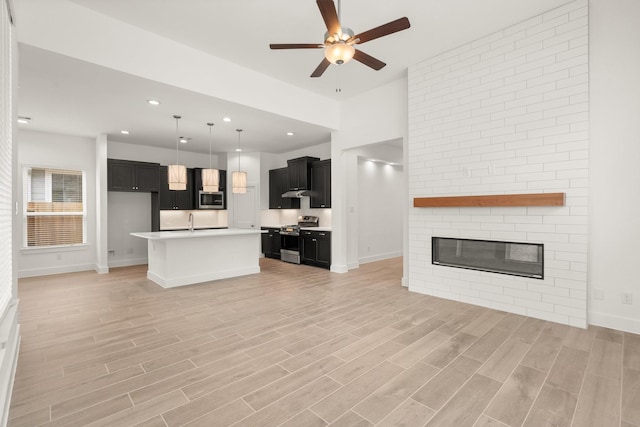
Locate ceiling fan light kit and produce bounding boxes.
[324,42,355,65]
[269,0,410,78]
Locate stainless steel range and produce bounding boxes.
[280,215,319,264]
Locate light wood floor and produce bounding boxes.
[9,257,640,427]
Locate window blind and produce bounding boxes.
[0,0,13,321]
[25,168,85,247]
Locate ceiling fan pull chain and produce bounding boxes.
[335,67,342,93]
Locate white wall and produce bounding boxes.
[17,130,98,277]
[108,140,225,169]
[331,78,409,273]
[358,159,404,263]
[2,1,20,422]
[407,0,589,328]
[589,0,640,333]
[107,191,151,267]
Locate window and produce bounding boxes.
[23,167,86,248]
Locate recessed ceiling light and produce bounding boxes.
[235,148,242,152]
[147,99,161,106]
[17,116,31,124]
[180,137,188,144]
[120,130,130,135]
[286,132,294,136]
[223,117,231,122]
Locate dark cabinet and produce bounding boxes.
[107,159,159,192]
[287,156,319,190]
[158,166,194,210]
[310,159,331,208]
[261,227,281,259]
[269,168,300,209]
[301,230,331,269]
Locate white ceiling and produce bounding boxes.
[16,0,572,155]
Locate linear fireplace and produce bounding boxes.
[432,237,544,279]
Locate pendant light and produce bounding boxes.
[232,129,247,194]
[168,115,187,190]
[201,122,220,192]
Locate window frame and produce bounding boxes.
[21,165,88,250]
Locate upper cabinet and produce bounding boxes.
[269,167,300,209]
[310,159,331,208]
[287,156,319,190]
[107,159,160,192]
[158,166,194,210]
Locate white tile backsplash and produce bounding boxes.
[160,210,228,230]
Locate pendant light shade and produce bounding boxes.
[202,169,220,192]
[232,129,247,194]
[231,171,247,194]
[202,122,220,192]
[168,164,187,191]
[168,115,187,191]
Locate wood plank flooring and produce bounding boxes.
[8,257,640,427]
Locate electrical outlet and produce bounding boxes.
[108,250,115,256]
[622,293,633,305]
[594,288,604,300]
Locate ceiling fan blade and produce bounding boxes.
[311,58,331,78]
[270,44,323,49]
[353,49,386,70]
[316,0,341,36]
[352,17,410,44]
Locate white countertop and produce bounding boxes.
[302,227,332,232]
[131,228,264,240]
[261,225,332,232]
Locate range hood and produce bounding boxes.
[282,190,311,198]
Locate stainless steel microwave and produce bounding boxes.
[198,191,225,209]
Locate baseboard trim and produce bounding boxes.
[18,263,96,278]
[330,264,348,274]
[148,266,260,288]
[359,251,402,265]
[95,264,109,274]
[0,300,20,427]
[589,311,640,335]
[108,258,147,268]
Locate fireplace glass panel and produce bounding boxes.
[432,237,543,279]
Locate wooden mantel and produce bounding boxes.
[413,193,565,208]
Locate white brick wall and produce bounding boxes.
[407,0,588,328]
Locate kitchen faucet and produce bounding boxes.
[188,212,194,232]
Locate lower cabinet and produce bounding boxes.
[301,230,331,269]
[261,227,281,259]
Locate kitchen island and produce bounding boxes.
[131,228,264,288]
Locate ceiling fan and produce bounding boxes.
[269,0,410,78]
